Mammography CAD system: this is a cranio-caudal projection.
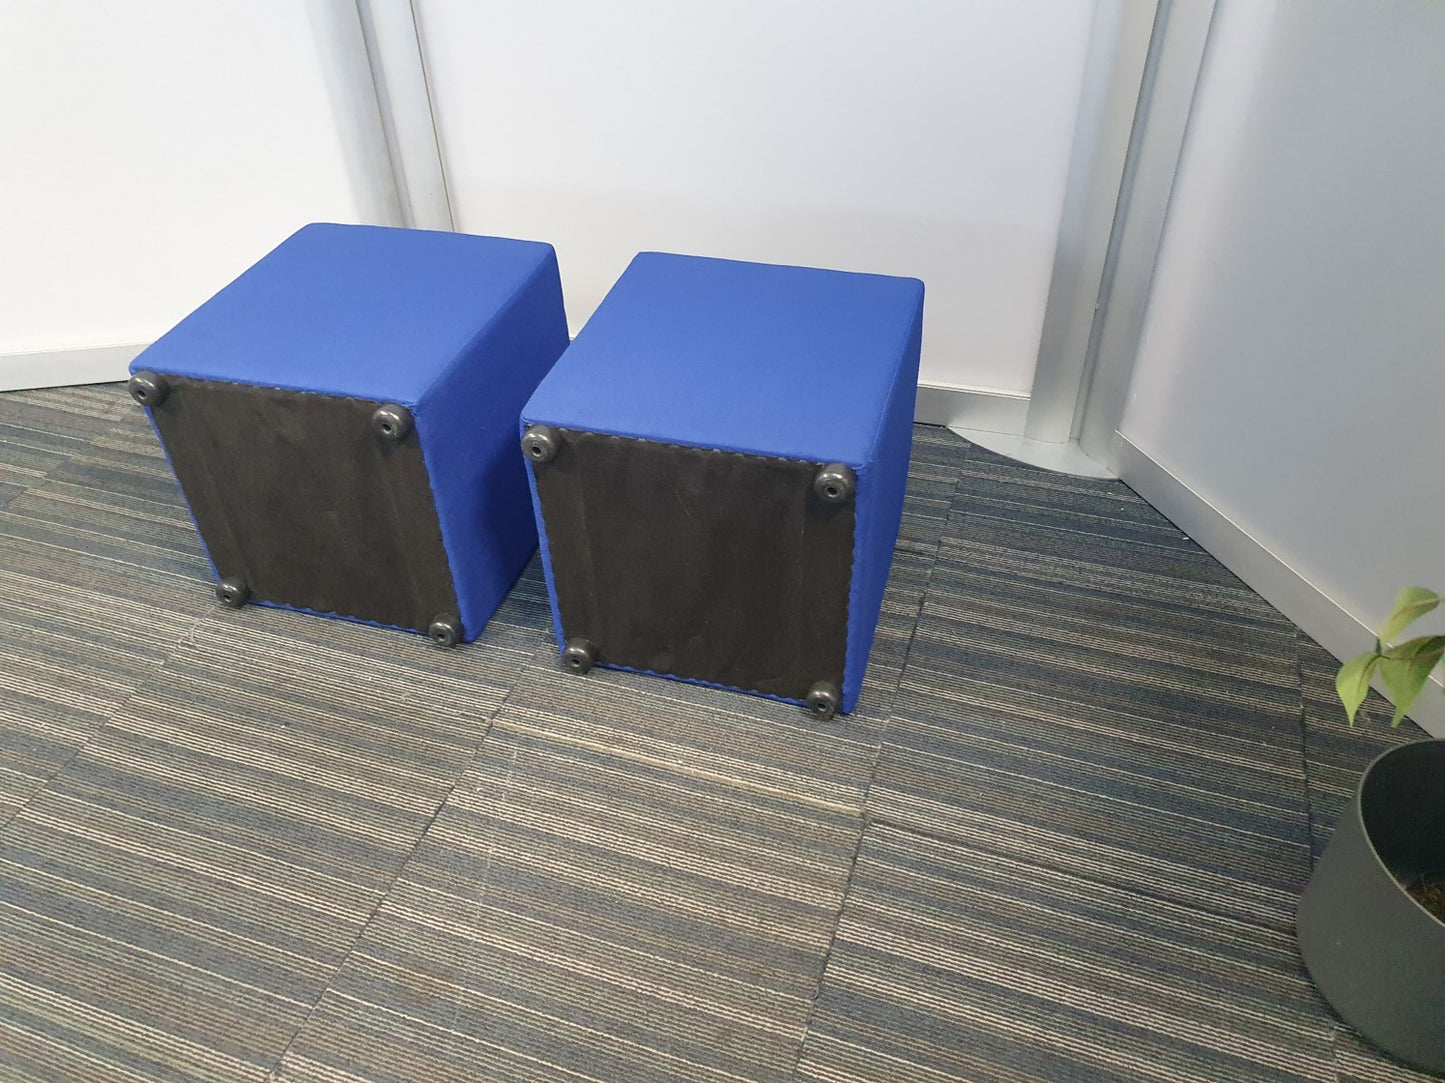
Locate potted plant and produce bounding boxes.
[1296,587,1445,1072]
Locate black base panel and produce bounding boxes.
[533,430,853,700]
[151,376,458,633]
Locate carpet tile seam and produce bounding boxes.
[261,688,517,1080]
[0,640,168,835]
[786,434,964,1081]
[796,818,1340,1083]
[493,710,872,818]
[887,709,1308,783]
[872,738,1312,848]
[856,809,1306,943]
[889,684,1305,757]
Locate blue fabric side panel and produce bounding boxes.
[418,248,570,641]
[841,288,925,712]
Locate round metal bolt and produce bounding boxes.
[813,463,856,504]
[215,576,250,608]
[428,613,462,649]
[562,637,598,675]
[372,403,413,442]
[521,424,560,465]
[805,681,841,720]
[128,370,170,408]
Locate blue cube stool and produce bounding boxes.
[128,222,569,645]
[520,252,923,716]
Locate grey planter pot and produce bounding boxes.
[1296,739,1445,1072]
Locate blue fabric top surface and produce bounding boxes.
[523,252,924,465]
[131,223,559,405]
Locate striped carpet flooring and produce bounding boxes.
[0,383,1435,1082]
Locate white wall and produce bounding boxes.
[0,0,365,382]
[1120,2,1445,696]
[415,0,1094,394]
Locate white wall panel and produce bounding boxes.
[1120,0,1445,640]
[416,0,1094,393]
[0,0,363,366]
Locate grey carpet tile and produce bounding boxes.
[273,717,864,1083]
[854,546,936,724]
[0,504,210,624]
[913,536,1304,734]
[844,427,959,722]
[37,411,206,528]
[0,437,79,503]
[901,425,968,530]
[950,448,1298,624]
[0,810,328,1082]
[934,515,1299,668]
[953,446,1224,556]
[794,822,1337,1083]
[1,385,1434,1083]
[495,643,886,815]
[0,548,210,827]
[0,386,130,496]
[45,415,203,514]
[868,511,1313,930]
[1,420,214,606]
[2,478,212,600]
[0,403,220,823]
[0,603,146,826]
[1296,633,1431,865]
[1,384,134,429]
[868,708,1311,934]
[0,585,540,1081]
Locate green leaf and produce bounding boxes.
[1379,587,1441,645]
[1385,634,1445,664]
[1379,635,1445,728]
[1336,652,1381,725]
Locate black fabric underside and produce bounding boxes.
[151,376,458,633]
[533,429,853,700]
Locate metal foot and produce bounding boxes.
[128,370,170,408]
[428,613,462,648]
[805,681,841,719]
[521,424,560,465]
[215,576,250,608]
[562,637,598,674]
[813,463,856,504]
[372,403,413,442]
